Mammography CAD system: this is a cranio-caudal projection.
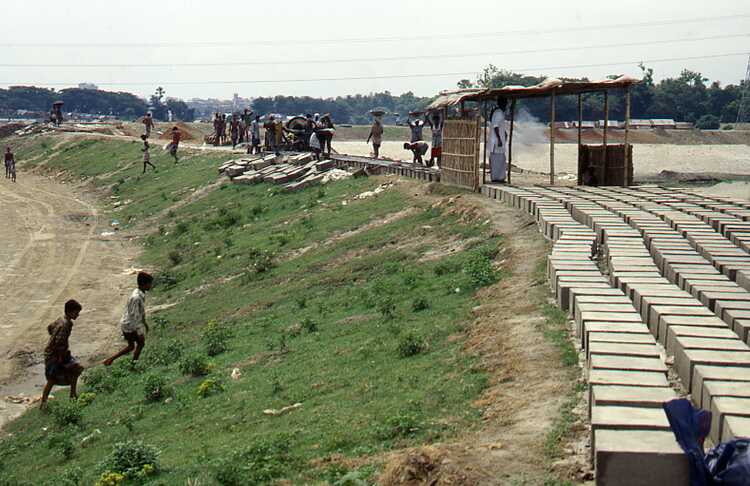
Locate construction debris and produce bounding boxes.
[263,402,302,416]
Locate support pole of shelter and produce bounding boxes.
[508,99,516,184]
[603,91,609,182]
[482,101,488,186]
[624,86,631,186]
[577,94,582,184]
[549,91,556,185]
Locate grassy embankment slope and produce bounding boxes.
[0,135,503,485]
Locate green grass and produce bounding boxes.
[0,135,504,485]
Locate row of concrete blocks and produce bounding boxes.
[330,158,441,182]
[519,185,750,450]
[482,184,691,486]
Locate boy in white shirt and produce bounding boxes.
[103,272,153,366]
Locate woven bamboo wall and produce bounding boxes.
[441,118,480,191]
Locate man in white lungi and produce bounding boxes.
[488,97,509,182]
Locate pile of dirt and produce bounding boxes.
[379,446,481,486]
[158,122,198,141]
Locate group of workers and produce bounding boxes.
[367,110,444,167]
[212,109,261,151]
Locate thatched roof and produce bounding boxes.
[428,76,640,109]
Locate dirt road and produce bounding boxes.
[0,173,135,429]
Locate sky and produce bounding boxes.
[1,0,749,101]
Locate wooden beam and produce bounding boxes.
[577,94,583,185]
[508,99,516,184]
[624,86,631,186]
[550,91,556,185]
[482,102,488,186]
[602,91,609,185]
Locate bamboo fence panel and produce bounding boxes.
[441,118,481,191]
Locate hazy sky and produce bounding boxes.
[1,0,749,100]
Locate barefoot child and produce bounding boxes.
[167,127,181,163]
[103,272,153,366]
[141,135,155,174]
[41,300,84,409]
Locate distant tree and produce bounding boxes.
[149,87,168,120]
[165,98,195,121]
[457,79,474,89]
[695,114,720,129]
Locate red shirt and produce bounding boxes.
[171,131,181,144]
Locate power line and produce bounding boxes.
[1,13,749,48]
[2,33,747,68]
[2,52,746,88]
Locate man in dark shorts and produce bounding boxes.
[103,272,153,366]
[404,141,429,165]
[5,146,15,181]
[41,299,84,409]
[168,127,181,163]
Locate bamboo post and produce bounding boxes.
[508,99,516,184]
[577,94,583,185]
[603,91,609,185]
[624,86,631,186]
[482,102,488,186]
[550,91,556,185]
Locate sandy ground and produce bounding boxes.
[334,141,750,179]
[0,172,135,429]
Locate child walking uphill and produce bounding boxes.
[41,299,85,409]
[103,272,153,366]
[141,135,156,174]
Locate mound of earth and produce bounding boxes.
[158,122,198,141]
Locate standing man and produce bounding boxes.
[319,114,335,157]
[41,300,85,409]
[141,135,156,174]
[250,115,261,154]
[264,115,276,152]
[103,272,154,366]
[230,113,241,149]
[488,97,509,183]
[142,112,155,138]
[408,112,425,143]
[427,111,443,168]
[168,126,181,163]
[212,113,222,146]
[5,146,15,181]
[367,115,384,159]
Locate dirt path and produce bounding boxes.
[0,172,136,429]
[380,194,581,485]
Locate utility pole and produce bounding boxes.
[736,54,750,124]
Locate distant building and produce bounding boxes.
[78,83,99,90]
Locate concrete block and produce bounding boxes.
[587,342,662,362]
[693,365,750,405]
[591,385,676,409]
[676,349,750,391]
[589,355,667,374]
[710,396,750,443]
[594,430,689,486]
[702,380,750,410]
[588,369,670,388]
[722,416,750,441]
[648,305,714,337]
[657,315,727,347]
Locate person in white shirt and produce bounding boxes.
[488,97,509,182]
[103,272,153,366]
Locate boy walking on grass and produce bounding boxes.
[103,272,153,366]
[141,135,156,174]
[41,300,84,409]
[167,126,181,163]
[5,146,15,182]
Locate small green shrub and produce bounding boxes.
[411,296,430,312]
[154,271,179,290]
[433,261,457,276]
[376,410,422,440]
[723,124,734,130]
[167,250,182,266]
[179,352,210,377]
[99,440,160,478]
[696,114,720,130]
[378,297,396,320]
[197,378,225,398]
[142,374,166,402]
[301,317,318,333]
[83,367,116,394]
[47,430,76,461]
[142,338,182,366]
[463,248,499,288]
[295,296,307,309]
[174,221,190,235]
[77,392,96,407]
[397,332,425,358]
[212,438,292,485]
[50,401,83,427]
[203,321,233,356]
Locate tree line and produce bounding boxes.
[0,65,746,127]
